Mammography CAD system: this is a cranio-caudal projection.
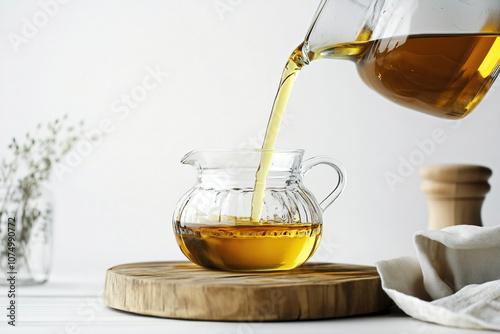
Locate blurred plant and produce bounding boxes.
[0,114,83,280]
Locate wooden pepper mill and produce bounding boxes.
[419,164,492,230]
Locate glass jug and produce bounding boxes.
[173,149,345,272]
[294,0,500,119]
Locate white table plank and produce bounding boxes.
[0,282,496,334]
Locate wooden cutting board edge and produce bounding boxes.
[102,261,393,321]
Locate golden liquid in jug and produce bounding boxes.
[250,33,500,222]
[310,34,500,119]
[175,220,322,271]
[354,33,500,119]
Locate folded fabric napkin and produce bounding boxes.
[376,224,500,331]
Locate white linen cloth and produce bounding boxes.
[376,224,500,331]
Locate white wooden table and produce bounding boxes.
[0,280,495,334]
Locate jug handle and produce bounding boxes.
[300,156,346,211]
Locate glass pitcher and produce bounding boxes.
[173,149,345,272]
[294,0,500,119]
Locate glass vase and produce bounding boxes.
[0,185,53,285]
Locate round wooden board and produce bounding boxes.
[102,261,392,321]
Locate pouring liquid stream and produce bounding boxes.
[250,48,305,222]
[251,32,500,222]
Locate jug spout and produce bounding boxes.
[180,149,202,169]
[303,0,417,61]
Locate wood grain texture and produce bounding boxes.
[102,261,392,321]
[419,164,492,230]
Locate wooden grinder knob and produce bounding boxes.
[419,164,492,230]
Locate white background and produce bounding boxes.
[1,0,499,282]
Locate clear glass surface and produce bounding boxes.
[0,185,52,285]
[172,149,345,272]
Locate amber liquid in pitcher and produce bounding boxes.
[354,33,500,119]
[175,220,322,271]
[310,33,500,119]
